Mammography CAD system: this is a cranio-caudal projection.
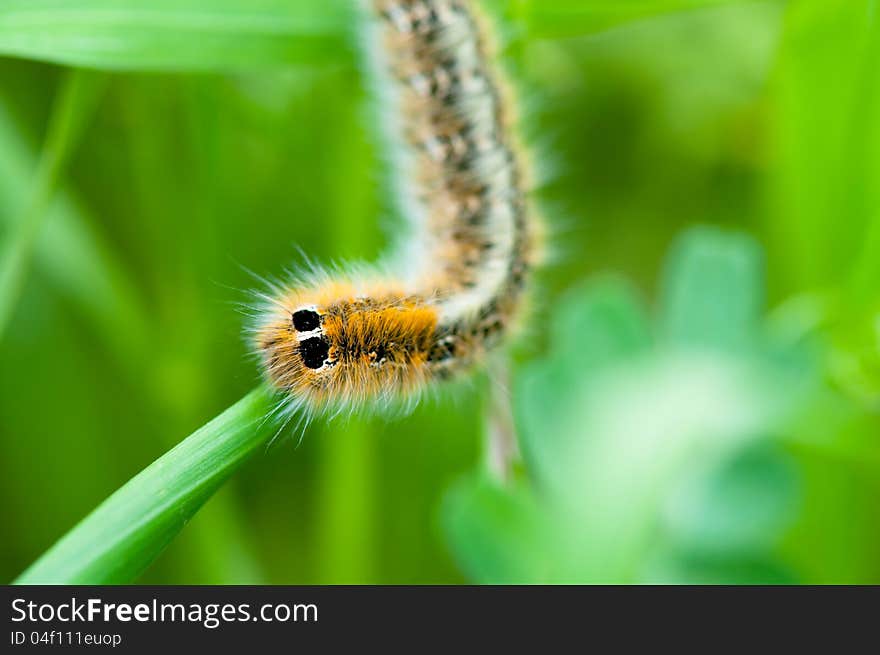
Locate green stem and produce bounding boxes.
[0,69,104,340]
[14,385,278,585]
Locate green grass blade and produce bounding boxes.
[0,69,104,341]
[0,0,776,73]
[768,0,880,292]
[0,0,353,72]
[764,0,880,400]
[13,386,278,585]
[845,0,880,302]
[0,98,151,363]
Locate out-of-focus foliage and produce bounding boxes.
[769,0,880,403]
[1,0,878,584]
[501,0,774,38]
[444,229,879,583]
[0,71,105,339]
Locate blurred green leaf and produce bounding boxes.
[442,475,555,584]
[507,0,781,38]
[0,94,151,372]
[661,442,801,554]
[645,550,798,584]
[768,0,880,402]
[826,316,880,406]
[0,0,353,72]
[780,446,880,583]
[517,279,652,490]
[0,70,104,340]
[660,227,763,350]
[446,228,814,583]
[15,386,277,584]
[551,277,653,372]
[770,0,880,292]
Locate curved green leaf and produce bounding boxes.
[15,386,278,584]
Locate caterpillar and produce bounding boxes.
[252,0,537,417]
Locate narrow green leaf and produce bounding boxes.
[14,386,278,585]
[0,98,151,364]
[767,0,880,400]
[769,0,880,292]
[0,70,105,341]
[0,0,353,72]
[0,0,780,72]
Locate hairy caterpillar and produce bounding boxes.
[252,0,537,416]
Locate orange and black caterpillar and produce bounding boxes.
[253,0,537,415]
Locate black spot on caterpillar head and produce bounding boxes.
[292,309,321,332]
[299,336,330,369]
[370,344,389,365]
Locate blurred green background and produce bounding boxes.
[1,0,879,584]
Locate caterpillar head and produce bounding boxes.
[255,282,439,410]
